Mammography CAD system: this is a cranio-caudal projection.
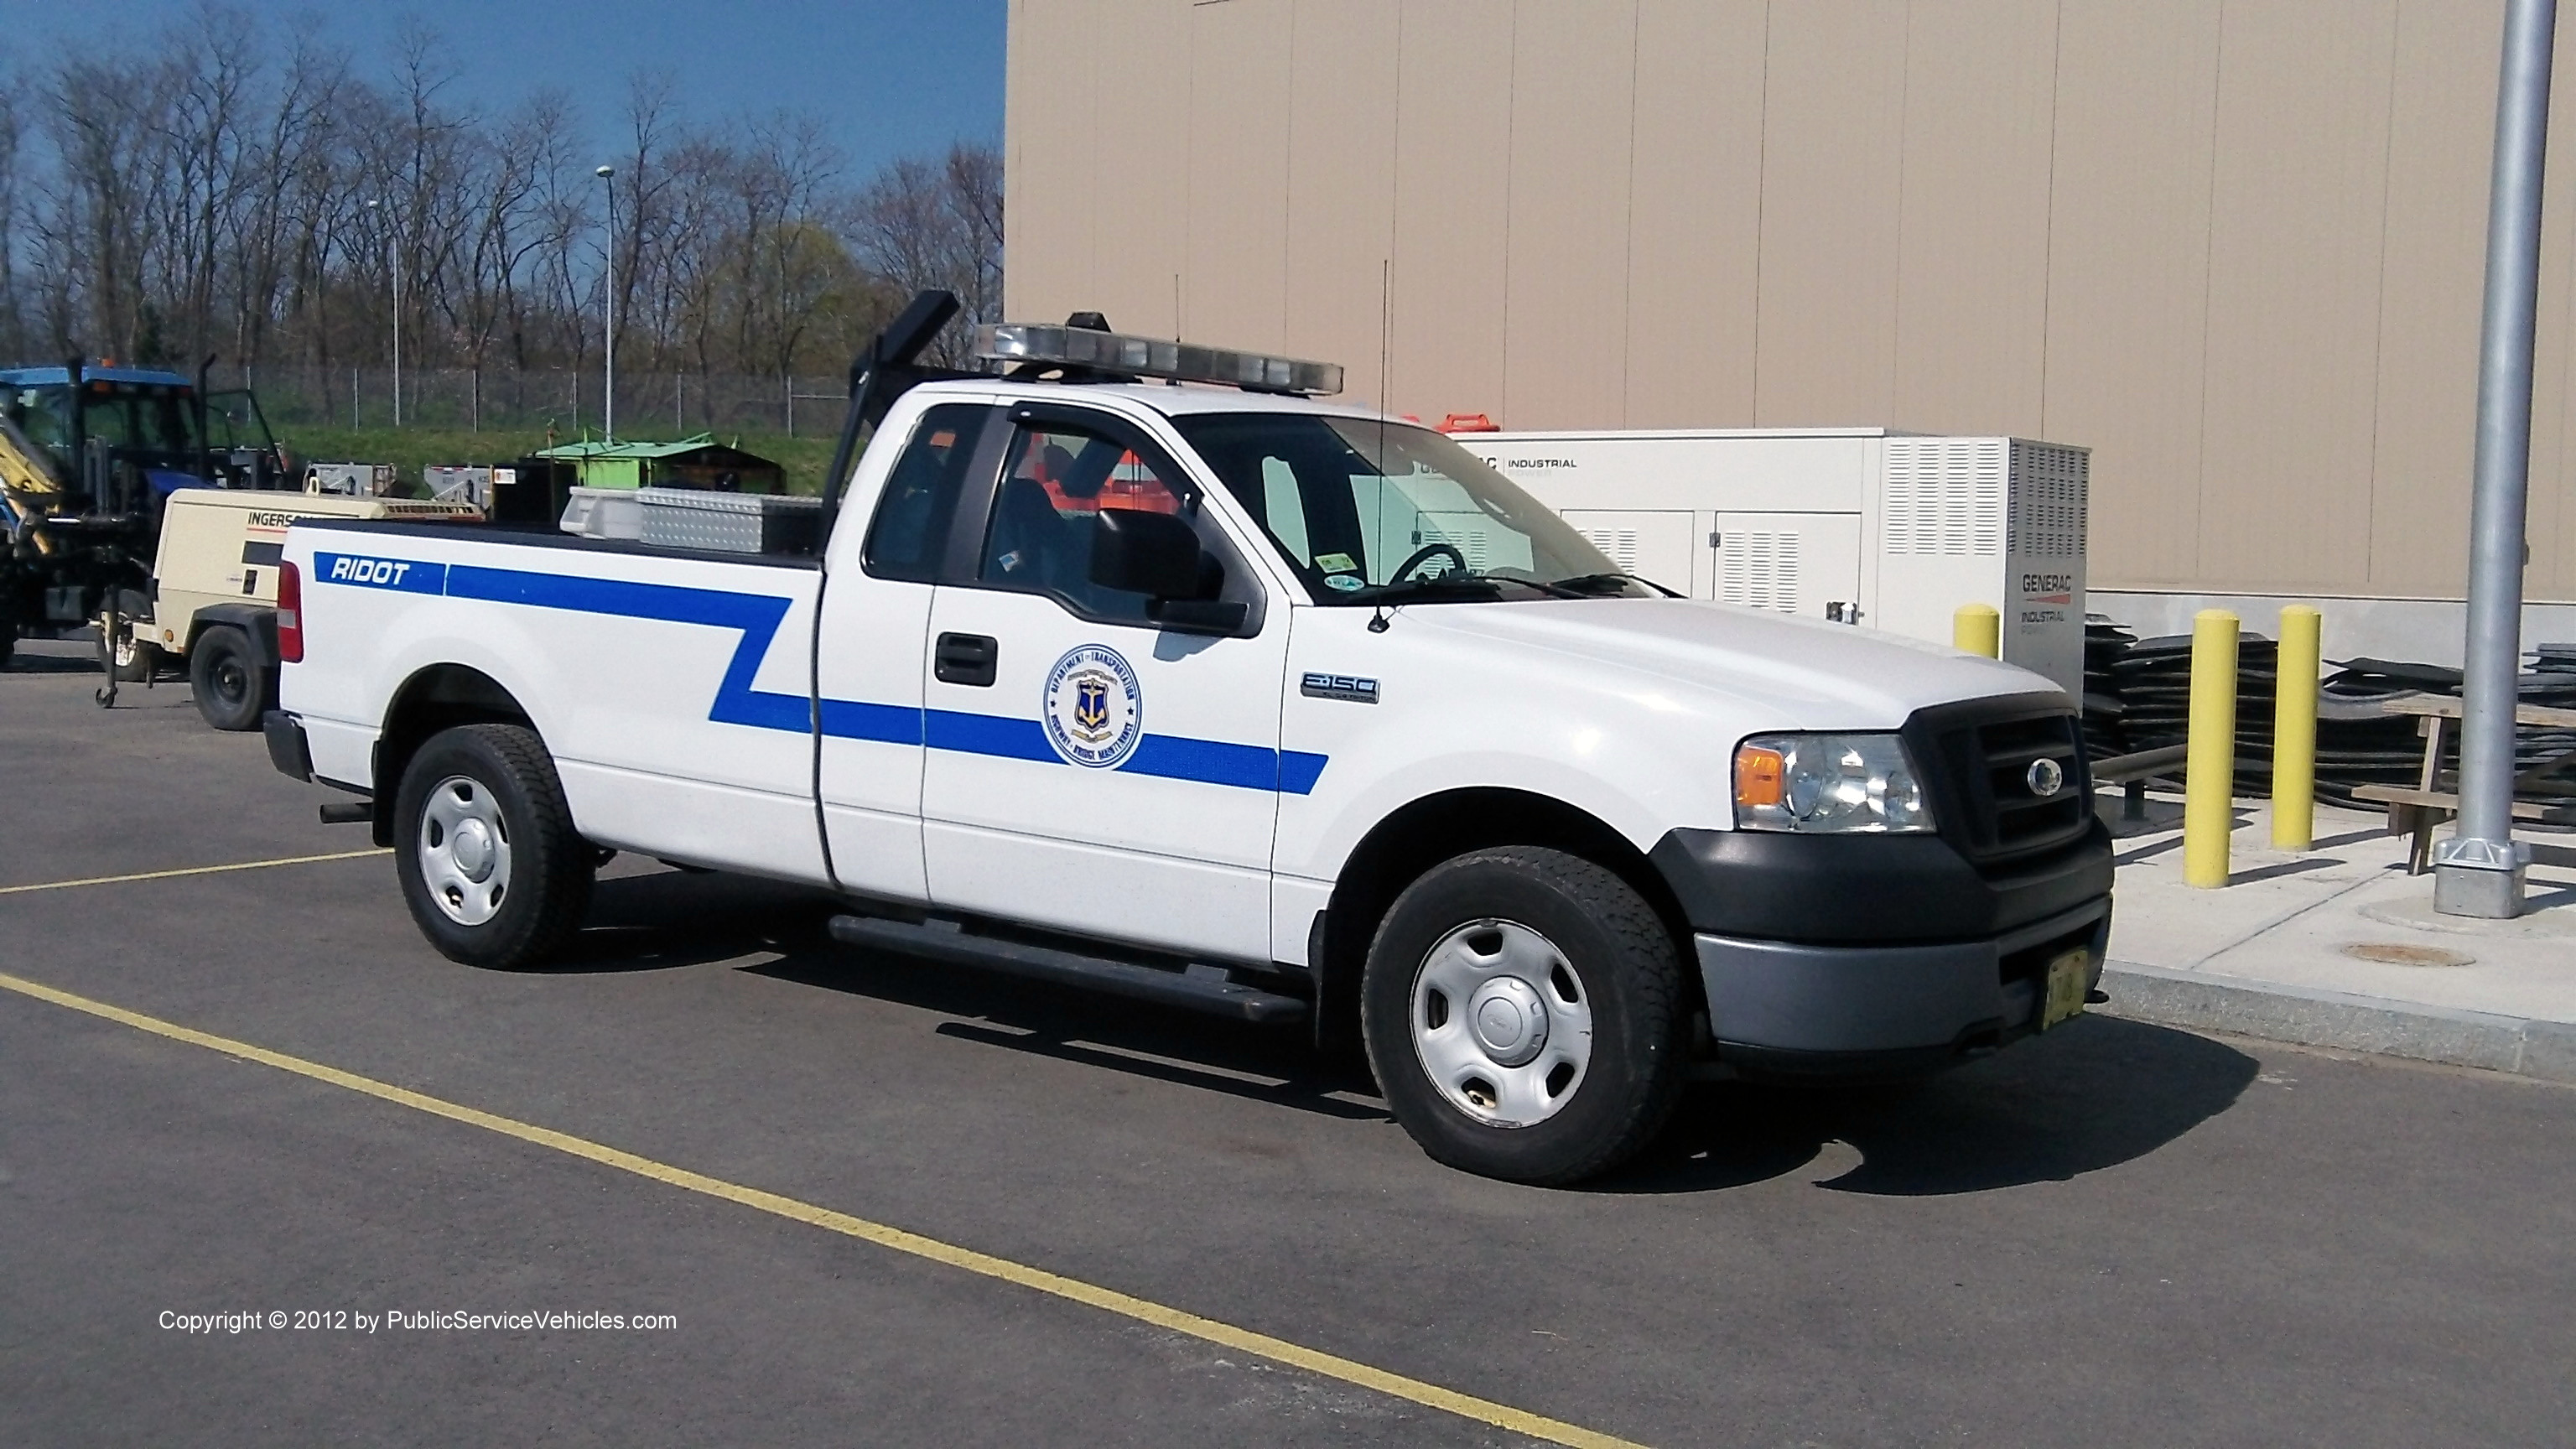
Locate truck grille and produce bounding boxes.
[1909,699,2092,866]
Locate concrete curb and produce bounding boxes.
[2098,959,2576,1083]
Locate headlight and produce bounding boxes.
[1732,733,1934,834]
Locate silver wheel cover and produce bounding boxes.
[418,774,513,927]
[1410,918,1593,1128]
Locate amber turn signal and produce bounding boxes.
[1733,745,1786,808]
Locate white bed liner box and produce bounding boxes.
[1462,428,2089,697]
[636,486,823,555]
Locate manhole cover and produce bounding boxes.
[2340,942,2476,968]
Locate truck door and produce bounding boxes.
[815,402,1006,901]
[919,407,1287,963]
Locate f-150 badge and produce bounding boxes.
[1043,643,1144,769]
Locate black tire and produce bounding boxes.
[1360,846,1689,1185]
[393,723,594,969]
[0,621,15,671]
[188,625,267,730]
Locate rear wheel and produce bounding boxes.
[393,723,593,969]
[188,625,267,730]
[1361,846,1688,1185]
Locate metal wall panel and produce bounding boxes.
[1891,0,2058,440]
[1282,0,1402,412]
[1751,3,1907,428]
[1389,0,1515,425]
[2038,0,2223,591]
[2369,0,2501,598]
[1623,0,1767,429]
[2195,0,2400,592]
[1186,0,1295,352]
[1498,0,1638,429]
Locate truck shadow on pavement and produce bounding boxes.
[1618,1017,2259,1196]
[561,868,2262,1194]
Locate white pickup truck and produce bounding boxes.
[264,295,2111,1183]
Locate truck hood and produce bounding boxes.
[1402,597,2062,729]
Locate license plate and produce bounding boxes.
[2039,947,2092,1030]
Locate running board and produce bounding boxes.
[826,914,1310,1026]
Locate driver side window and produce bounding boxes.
[979,423,1186,625]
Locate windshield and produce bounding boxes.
[80,386,202,455]
[1173,413,1651,602]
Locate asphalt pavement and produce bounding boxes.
[4,638,2573,1447]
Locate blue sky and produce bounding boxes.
[39,0,1005,180]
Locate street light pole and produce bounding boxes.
[366,198,401,428]
[2438,0,2557,918]
[597,165,616,444]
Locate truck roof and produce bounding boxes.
[0,365,195,388]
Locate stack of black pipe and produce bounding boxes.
[2080,615,2135,759]
[2076,632,2576,804]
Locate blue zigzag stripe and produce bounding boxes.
[320,554,1327,794]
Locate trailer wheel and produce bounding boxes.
[393,723,593,970]
[188,625,267,730]
[1360,846,1688,1185]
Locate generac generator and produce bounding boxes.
[1460,428,2089,697]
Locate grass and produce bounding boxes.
[273,425,845,496]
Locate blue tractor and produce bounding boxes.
[0,361,291,670]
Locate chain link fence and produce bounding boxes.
[235,366,857,439]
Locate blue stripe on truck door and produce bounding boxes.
[312,553,1325,792]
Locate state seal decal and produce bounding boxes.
[1041,644,1144,769]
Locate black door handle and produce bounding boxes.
[934,631,998,687]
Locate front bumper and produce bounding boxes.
[1651,813,2115,1078]
[1694,898,2111,1078]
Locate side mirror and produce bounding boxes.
[1090,507,1249,636]
[1091,507,1208,600]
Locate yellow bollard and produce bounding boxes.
[2272,605,2321,850]
[1954,603,2001,658]
[2184,610,2241,887]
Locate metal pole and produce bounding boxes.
[391,216,402,429]
[598,166,617,444]
[2436,0,2555,918]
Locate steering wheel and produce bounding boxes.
[1389,542,1468,583]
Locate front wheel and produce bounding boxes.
[1361,846,1689,1185]
[393,724,594,969]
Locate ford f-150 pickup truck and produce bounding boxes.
[263,293,2112,1184]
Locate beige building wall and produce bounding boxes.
[1005,0,2576,604]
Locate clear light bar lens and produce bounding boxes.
[975,324,1343,397]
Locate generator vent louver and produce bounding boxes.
[1721,530,1801,613]
[1884,437,2005,557]
[2010,442,2087,558]
[1579,527,1643,574]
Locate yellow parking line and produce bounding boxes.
[0,849,391,896]
[0,971,1648,1449]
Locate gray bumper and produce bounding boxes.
[1696,897,2111,1070]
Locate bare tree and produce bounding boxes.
[0,10,1005,430]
